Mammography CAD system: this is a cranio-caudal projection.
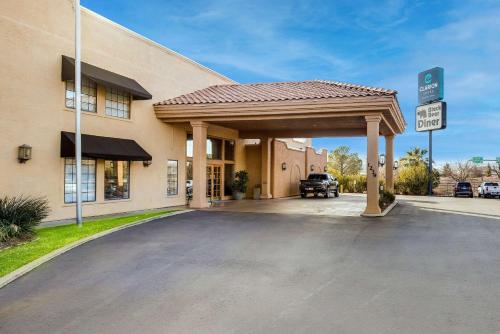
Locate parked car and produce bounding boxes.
[300,173,339,198]
[453,182,473,198]
[477,182,500,198]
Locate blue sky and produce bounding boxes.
[82,0,500,165]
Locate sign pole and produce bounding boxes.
[75,0,82,227]
[428,130,433,196]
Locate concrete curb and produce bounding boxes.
[361,201,398,217]
[0,210,192,290]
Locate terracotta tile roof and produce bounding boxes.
[154,80,397,106]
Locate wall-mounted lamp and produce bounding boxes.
[310,164,315,172]
[393,160,399,170]
[18,144,32,163]
[143,160,152,167]
[281,162,287,171]
[324,166,328,172]
[378,154,386,167]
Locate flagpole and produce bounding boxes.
[75,0,82,226]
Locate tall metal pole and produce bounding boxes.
[428,130,433,196]
[75,0,82,226]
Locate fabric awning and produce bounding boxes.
[61,55,152,100]
[60,132,152,161]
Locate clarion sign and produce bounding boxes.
[418,67,444,105]
[415,101,447,132]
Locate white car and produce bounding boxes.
[477,182,500,198]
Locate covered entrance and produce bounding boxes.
[154,80,405,216]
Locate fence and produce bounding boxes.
[433,176,500,197]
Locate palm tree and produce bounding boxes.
[400,147,428,167]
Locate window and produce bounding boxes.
[105,87,131,119]
[104,161,130,200]
[207,137,222,160]
[65,77,97,112]
[64,158,96,203]
[167,160,178,196]
[224,140,235,161]
[186,134,193,158]
[186,135,223,160]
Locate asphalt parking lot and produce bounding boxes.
[1,200,500,333]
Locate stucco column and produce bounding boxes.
[261,137,273,199]
[385,135,394,193]
[364,116,381,215]
[190,121,208,208]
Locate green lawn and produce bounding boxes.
[0,210,175,278]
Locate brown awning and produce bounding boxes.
[60,132,152,161]
[61,55,152,100]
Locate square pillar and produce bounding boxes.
[364,116,381,215]
[261,137,273,199]
[385,135,395,193]
[190,121,208,208]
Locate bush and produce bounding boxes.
[231,170,249,194]
[336,174,367,193]
[379,190,395,210]
[395,165,440,195]
[0,196,50,243]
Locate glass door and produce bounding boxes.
[206,165,222,200]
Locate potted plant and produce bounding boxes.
[231,170,249,200]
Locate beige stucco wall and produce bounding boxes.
[305,147,328,176]
[244,144,261,198]
[0,0,234,220]
[272,140,307,198]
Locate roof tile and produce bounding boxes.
[154,80,397,106]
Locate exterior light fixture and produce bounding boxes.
[18,144,32,163]
[324,166,328,172]
[143,160,152,167]
[378,154,386,167]
[393,160,399,170]
[281,162,287,171]
[310,164,315,172]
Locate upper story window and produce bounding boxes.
[65,77,97,112]
[106,87,131,119]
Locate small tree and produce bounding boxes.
[400,147,428,167]
[327,146,362,177]
[485,164,493,177]
[443,161,475,181]
[491,164,500,178]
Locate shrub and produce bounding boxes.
[231,170,249,194]
[0,196,50,242]
[379,190,395,210]
[395,165,440,195]
[335,174,367,193]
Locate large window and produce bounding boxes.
[167,160,178,196]
[104,161,130,200]
[106,87,131,119]
[224,140,235,161]
[64,158,96,203]
[207,137,222,160]
[186,135,223,160]
[65,77,97,112]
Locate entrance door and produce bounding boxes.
[206,165,222,200]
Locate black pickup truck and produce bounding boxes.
[299,173,339,198]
